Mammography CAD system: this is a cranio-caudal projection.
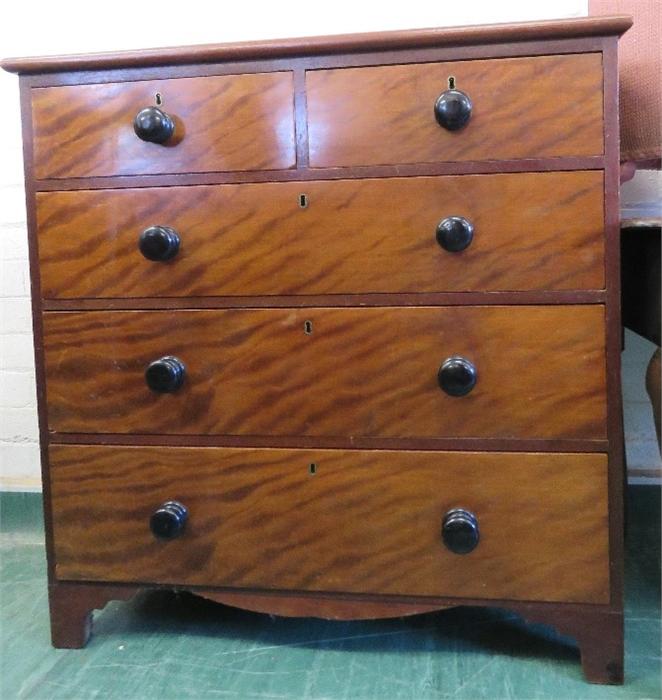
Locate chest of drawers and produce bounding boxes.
[2,14,631,685]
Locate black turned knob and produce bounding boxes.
[150,500,188,540]
[434,89,472,131]
[133,106,175,144]
[139,226,180,261]
[438,356,477,397]
[145,356,186,393]
[436,216,474,253]
[442,508,479,554]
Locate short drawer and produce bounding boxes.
[43,305,606,439]
[36,171,604,298]
[31,72,295,179]
[50,445,610,604]
[307,53,604,167]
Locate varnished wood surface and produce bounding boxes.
[1,15,631,74]
[31,72,295,179]
[50,445,610,604]
[48,582,141,648]
[308,54,604,167]
[516,606,623,684]
[36,171,605,299]
[43,306,607,439]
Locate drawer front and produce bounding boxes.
[307,54,604,167]
[31,73,295,179]
[37,171,604,299]
[50,445,610,604]
[43,306,606,439]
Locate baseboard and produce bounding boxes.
[1,469,660,492]
[628,475,662,485]
[0,477,42,492]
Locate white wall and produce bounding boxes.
[13,0,661,491]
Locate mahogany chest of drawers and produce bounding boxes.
[2,15,631,684]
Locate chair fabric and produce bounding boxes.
[590,0,661,162]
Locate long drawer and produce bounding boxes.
[307,53,604,167]
[50,445,610,604]
[36,171,605,298]
[31,72,296,179]
[43,305,607,439]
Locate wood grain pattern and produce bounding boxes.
[1,15,632,74]
[43,306,607,439]
[36,171,605,299]
[31,72,295,179]
[50,445,610,604]
[307,54,604,167]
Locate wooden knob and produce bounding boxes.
[133,106,175,144]
[442,508,479,554]
[139,226,180,261]
[434,89,472,131]
[436,216,474,252]
[145,356,186,393]
[150,501,188,540]
[438,356,477,397]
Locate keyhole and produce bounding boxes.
[155,92,163,106]
[299,194,308,209]
[309,463,317,475]
[304,320,313,335]
[448,76,456,90]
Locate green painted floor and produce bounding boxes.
[1,487,660,700]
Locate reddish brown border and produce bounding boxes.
[17,38,606,89]
[41,291,607,311]
[47,433,609,453]
[601,35,625,610]
[1,15,631,74]
[31,159,607,191]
